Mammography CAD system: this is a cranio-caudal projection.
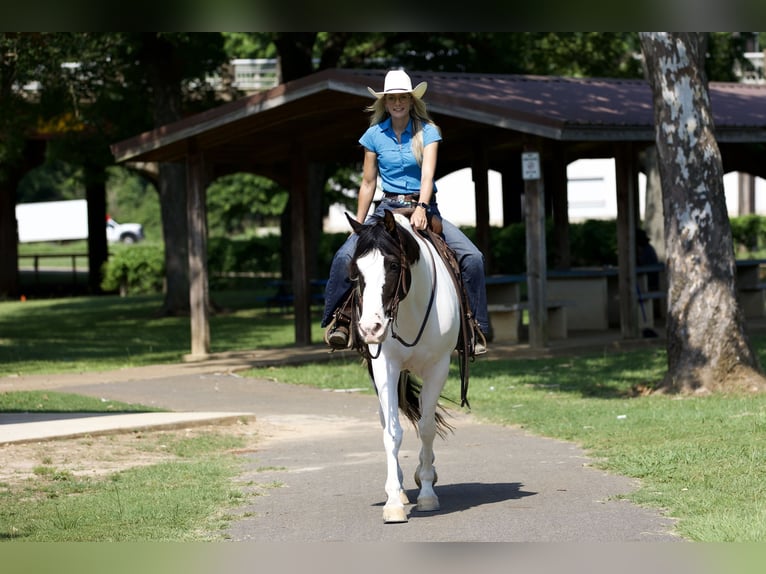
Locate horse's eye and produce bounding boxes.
[388,262,400,273]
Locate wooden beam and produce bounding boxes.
[500,159,523,225]
[472,144,491,272]
[615,143,639,339]
[291,144,312,345]
[738,172,756,215]
[548,142,571,269]
[186,149,211,358]
[523,142,548,349]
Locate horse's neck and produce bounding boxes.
[400,234,448,316]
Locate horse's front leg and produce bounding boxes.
[373,360,409,523]
[413,358,450,512]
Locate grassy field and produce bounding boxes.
[1,292,766,541]
[0,291,326,376]
[0,428,254,541]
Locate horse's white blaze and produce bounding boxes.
[355,250,390,344]
[353,212,462,523]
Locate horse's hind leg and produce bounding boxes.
[414,424,440,512]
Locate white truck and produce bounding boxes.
[16,199,144,244]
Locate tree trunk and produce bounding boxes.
[0,139,45,298]
[158,162,189,314]
[0,176,20,298]
[84,162,108,295]
[273,33,317,82]
[273,34,341,285]
[140,33,190,315]
[639,32,766,393]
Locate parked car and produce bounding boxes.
[106,216,144,244]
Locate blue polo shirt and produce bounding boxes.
[359,117,442,195]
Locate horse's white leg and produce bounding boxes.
[413,358,450,512]
[378,402,409,506]
[373,361,409,523]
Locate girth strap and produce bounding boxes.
[420,227,480,408]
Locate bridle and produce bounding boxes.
[356,224,438,359]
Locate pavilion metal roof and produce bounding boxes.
[111,68,766,180]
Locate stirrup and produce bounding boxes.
[325,322,350,350]
[471,327,488,357]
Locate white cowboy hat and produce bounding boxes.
[367,70,428,99]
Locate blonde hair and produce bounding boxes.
[366,96,440,167]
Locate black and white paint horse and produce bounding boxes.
[348,209,463,523]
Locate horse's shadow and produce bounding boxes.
[373,482,535,516]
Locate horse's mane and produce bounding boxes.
[353,213,421,265]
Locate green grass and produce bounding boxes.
[253,345,766,542]
[0,291,326,376]
[0,432,253,541]
[0,390,161,413]
[0,387,257,542]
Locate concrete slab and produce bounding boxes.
[0,411,254,445]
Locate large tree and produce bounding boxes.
[123,33,227,315]
[0,33,69,297]
[639,32,766,394]
[0,33,228,307]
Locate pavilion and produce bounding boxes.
[111,68,766,354]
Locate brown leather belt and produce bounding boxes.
[382,192,420,204]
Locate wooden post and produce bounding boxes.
[472,144,491,272]
[548,143,570,269]
[186,150,211,359]
[291,144,312,346]
[615,143,639,339]
[738,172,755,216]
[522,144,548,349]
[501,160,523,225]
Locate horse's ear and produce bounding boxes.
[383,209,397,233]
[345,212,363,233]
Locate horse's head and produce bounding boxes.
[347,210,420,344]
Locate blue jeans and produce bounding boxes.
[321,200,489,334]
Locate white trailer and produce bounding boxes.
[16,199,144,244]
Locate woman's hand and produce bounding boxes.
[410,206,428,230]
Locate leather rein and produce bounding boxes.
[363,224,438,359]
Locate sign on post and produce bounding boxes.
[522,152,541,180]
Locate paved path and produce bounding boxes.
[1,350,682,542]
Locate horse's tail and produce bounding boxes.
[398,371,454,439]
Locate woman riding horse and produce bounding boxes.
[322,69,489,355]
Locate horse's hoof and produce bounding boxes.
[414,466,437,488]
[416,496,440,512]
[399,490,410,505]
[383,505,408,523]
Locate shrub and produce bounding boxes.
[489,223,527,274]
[207,235,282,276]
[467,219,619,274]
[568,219,618,267]
[730,214,765,253]
[101,244,165,295]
